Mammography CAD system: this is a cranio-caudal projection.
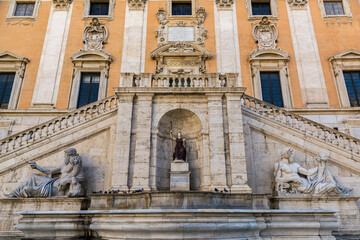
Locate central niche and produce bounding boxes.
[156,109,202,191]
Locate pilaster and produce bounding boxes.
[286,0,329,108]
[31,0,73,109]
[206,93,227,190]
[131,93,154,191]
[111,94,135,190]
[225,93,252,193]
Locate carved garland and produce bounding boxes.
[216,0,234,8]
[128,0,147,10]
[53,0,73,10]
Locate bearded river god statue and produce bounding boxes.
[9,148,86,198]
[274,148,352,197]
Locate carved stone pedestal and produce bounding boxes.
[170,161,190,191]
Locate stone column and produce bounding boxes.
[120,0,148,75]
[214,1,242,86]
[287,0,329,108]
[111,94,134,191]
[206,93,227,190]
[225,93,252,193]
[131,93,154,191]
[31,0,73,108]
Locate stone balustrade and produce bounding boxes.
[120,73,239,88]
[241,94,360,155]
[0,95,118,156]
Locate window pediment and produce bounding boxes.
[249,48,289,62]
[0,51,30,64]
[329,49,360,61]
[71,50,112,63]
[150,42,212,59]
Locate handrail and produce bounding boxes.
[0,95,119,156]
[241,94,360,155]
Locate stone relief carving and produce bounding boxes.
[83,18,109,51]
[215,0,234,8]
[155,7,208,46]
[128,0,147,10]
[53,0,73,10]
[274,148,352,197]
[287,0,308,9]
[253,17,278,49]
[9,148,86,198]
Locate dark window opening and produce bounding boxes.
[14,3,35,16]
[77,73,100,108]
[324,1,344,15]
[252,1,271,15]
[172,2,192,15]
[260,71,284,107]
[0,73,15,109]
[90,2,109,15]
[343,71,360,107]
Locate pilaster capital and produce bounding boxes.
[53,0,72,10]
[287,0,308,9]
[215,0,234,9]
[128,0,147,10]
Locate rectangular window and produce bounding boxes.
[172,2,192,15]
[0,73,15,109]
[252,1,271,15]
[343,71,360,107]
[14,3,35,16]
[324,1,344,15]
[90,2,109,15]
[260,71,283,107]
[77,73,100,108]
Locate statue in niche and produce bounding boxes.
[170,129,186,162]
[9,148,86,198]
[274,148,351,197]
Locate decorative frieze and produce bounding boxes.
[83,18,109,51]
[253,17,278,49]
[53,0,72,10]
[216,0,234,9]
[287,0,308,9]
[128,0,147,10]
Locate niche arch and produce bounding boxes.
[155,108,203,191]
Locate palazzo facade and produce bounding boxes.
[0,0,360,239]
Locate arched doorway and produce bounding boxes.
[156,109,203,190]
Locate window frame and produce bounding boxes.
[6,0,40,20]
[168,0,197,18]
[318,0,352,21]
[77,72,101,108]
[246,0,278,20]
[249,48,292,108]
[330,49,360,108]
[0,51,29,110]
[83,0,115,20]
[259,71,284,107]
[342,71,360,107]
[0,73,16,109]
[69,51,112,109]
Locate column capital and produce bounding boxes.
[287,0,308,9]
[53,0,72,10]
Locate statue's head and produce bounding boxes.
[64,148,77,164]
[280,147,294,162]
[316,153,328,163]
[177,129,182,139]
[71,155,82,166]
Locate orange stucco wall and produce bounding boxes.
[56,0,126,109]
[0,1,51,109]
[236,0,303,108]
[310,0,360,107]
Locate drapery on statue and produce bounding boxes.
[170,129,186,162]
[9,148,86,198]
[274,148,351,197]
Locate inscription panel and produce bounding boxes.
[168,27,194,41]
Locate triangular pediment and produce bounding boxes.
[329,49,360,61]
[150,42,213,59]
[71,50,112,62]
[249,48,289,61]
[0,50,29,63]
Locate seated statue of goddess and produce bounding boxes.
[274,148,351,196]
[9,148,86,198]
